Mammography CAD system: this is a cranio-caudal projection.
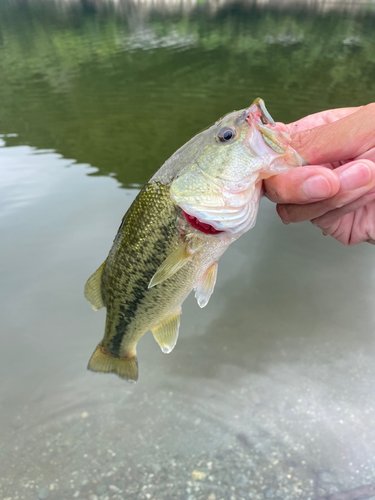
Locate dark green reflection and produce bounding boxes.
[1,1,375,186]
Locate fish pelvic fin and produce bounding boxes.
[87,344,138,383]
[195,261,218,308]
[148,242,193,289]
[84,262,106,311]
[151,308,181,353]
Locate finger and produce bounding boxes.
[313,213,352,245]
[290,103,375,165]
[264,166,340,204]
[277,160,375,223]
[356,146,375,163]
[312,212,360,246]
[285,107,360,134]
[273,107,359,135]
[311,187,375,230]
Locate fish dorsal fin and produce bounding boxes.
[84,262,105,311]
[148,243,192,289]
[151,308,181,353]
[88,343,138,382]
[195,262,218,308]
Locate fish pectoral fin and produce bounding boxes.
[87,343,138,383]
[84,262,106,311]
[151,308,181,354]
[148,243,192,288]
[195,262,218,308]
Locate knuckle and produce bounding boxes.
[266,177,291,203]
[276,203,290,222]
[280,204,300,223]
[330,221,353,246]
[291,129,315,157]
[277,185,293,204]
[264,185,278,202]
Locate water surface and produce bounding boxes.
[1,1,375,499]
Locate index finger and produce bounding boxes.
[284,106,360,134]
[290,103,375,165]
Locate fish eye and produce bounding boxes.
[217,126,236,143]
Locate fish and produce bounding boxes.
[84,98,305,382]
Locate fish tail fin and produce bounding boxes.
[87,344,138,383]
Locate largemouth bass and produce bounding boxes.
[84,99,304,382]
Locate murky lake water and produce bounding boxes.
[1,1,375,499]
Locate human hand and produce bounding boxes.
[264,103,375,245]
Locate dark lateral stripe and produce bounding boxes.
[109,226,173,355]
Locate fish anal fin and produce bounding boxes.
[151,308,181,353]
[84,262,106,311]
[148,243,192,289]
[87,344,138,383]
[195,262,218,308]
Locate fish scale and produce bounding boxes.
[101,183,194,353]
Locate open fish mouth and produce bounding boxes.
[183,211,223,235]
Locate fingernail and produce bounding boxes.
[339,163,371,190]
[302,175,332,199]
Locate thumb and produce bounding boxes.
[290,103,375,165]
